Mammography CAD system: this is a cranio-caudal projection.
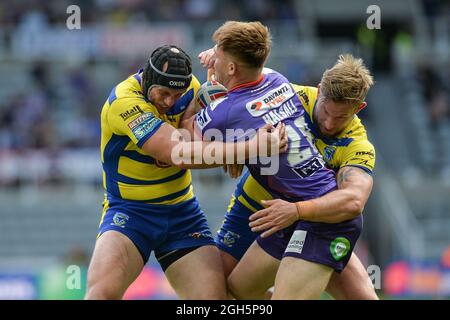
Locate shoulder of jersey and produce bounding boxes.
[292,85,317,113]
[346,116,369,139]
[262,67,275,74]
[116,74,148,102]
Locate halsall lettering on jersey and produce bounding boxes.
[262,100,297,125]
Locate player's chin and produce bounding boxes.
[156,105,171,114]
[319,127,335,138]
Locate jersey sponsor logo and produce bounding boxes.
[330,237,351,261]
[189,230,212,239]
[129,113,161,140]
[246,83,295,117]
[355,150,375,159]
[111,212,129,228]
[285,230,307,254]
[296,89,310,106]
[120,105,143,120]
[292,157,324,178]
[196,109,211,130]
[128,112,154,129]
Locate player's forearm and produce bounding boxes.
[175,140,251,169]
[180,101,198,129]
[297,166,373,223]
[296,189,363,223]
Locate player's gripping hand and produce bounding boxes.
[225,123,286,178]
[223,164,245,179]
[249,199,299,238]
[251,122,288,157]
[198,48,216,69]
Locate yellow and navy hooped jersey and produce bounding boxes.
[100,70,200,204]
[228,84,376,214]
[292,84,376,175]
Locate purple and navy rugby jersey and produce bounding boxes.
[195,68,337,201]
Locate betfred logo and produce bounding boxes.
[246,83,294,117]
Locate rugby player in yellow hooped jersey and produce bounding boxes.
[85,45,287,300]
[199,50,377,299]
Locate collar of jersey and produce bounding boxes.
[229,75,265,93]
[133,69,150,102]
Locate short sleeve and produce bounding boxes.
[340,140,376,174]
[106,98,164,148]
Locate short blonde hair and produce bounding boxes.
[213,21,271,69]
[320,54,374,106]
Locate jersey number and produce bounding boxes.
[286,115,316,167]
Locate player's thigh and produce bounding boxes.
[227,241,280,300]
[326,252,378,300]
[86,230,144,299]
[164,244,227,300]
[272,257,333,300]
[220,250,239,279]
[215,196,260,277]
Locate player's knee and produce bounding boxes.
[227,275,243,299]
[85,281,123,300]
[85,268,126,300]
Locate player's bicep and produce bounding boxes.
[336,165,373,200]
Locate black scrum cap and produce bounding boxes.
[142,45,192,96]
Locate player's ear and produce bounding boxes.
[355,102,367,114]
[317,83,321,96]
[228,61,236,76]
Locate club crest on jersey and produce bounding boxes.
[222,231,241,247]
[323,146,336,162]
[111,212,129,228]
[245,83,294,117]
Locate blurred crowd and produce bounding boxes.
[0,0,297,28]
[0,60,102,151]
[416,63,450,128]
